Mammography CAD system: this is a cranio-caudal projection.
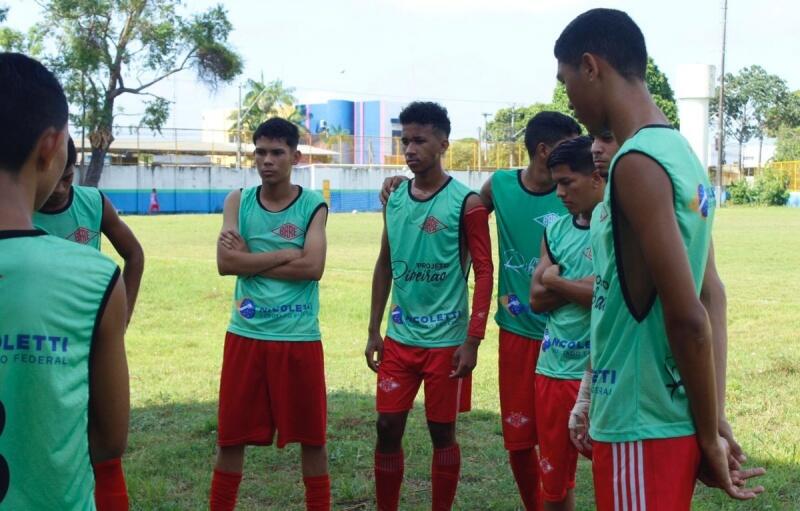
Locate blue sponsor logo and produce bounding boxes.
[507,294,524,316]
[542,329,551,351]
[697,184,709,217]
[239,298,256,319]
[391,305,404,324]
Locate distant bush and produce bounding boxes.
[754,168,790,206]
[727,179,755,205]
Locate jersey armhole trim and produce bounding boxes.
[610,150,674,323]
[305,202,329,232]
[543,228,558,265]
[87,265,122,444]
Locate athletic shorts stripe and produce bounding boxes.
[612,441,648,511]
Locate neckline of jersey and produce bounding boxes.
[37,185,75,215]
[256,184,303,213]
[517,169,557,196]
[0,229,48,240]
[407,175,453,203]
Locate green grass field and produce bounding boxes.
[107,206,800,510]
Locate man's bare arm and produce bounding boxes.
[365,214,392,372]
[88,275,129,463]
[260,206,328,281]
[101,196,144,323]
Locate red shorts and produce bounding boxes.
[217,332,327,448]
[498,329,541,449]
[376,337,471,423]
[592,435,700,511]
[535,374,584,501]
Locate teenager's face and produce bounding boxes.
[401,123,448,175]
[551,163,605,216]
[41,164,74,210]
[253,137,299,185]
[557,61,605,136]
[591,133,619,177]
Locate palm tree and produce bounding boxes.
[229,78,305,142]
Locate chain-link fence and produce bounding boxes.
[70,124,531,170]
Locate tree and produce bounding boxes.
[776,126,800,161]
[487,57,678,142]
[713,67,798,168]
[27,1,242,186]
[229,78,305,143]
[645,58,679,127]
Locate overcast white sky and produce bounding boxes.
[3,0,798,138]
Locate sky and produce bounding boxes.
[3,0,799,139]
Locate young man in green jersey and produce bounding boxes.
[554,8,764,509]
[380,111,581,510]
[34,136,145,323]
[366,101,493,510]
[212,118,330,511]
[530,136,602,511]
[0,52,130,510]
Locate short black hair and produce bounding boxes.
[252,117,300,148]
[66,137,77,171]
[554,8,647,80]
[547,136,594,175]
[0,53,68,173]
[524,111,582,159]
[399,101,451,137]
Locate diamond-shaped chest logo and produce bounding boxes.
[534,212,561,227]
[583,247,593,261]
[68,227,99,245]
[272,223,304,240]
[420,215,447,234]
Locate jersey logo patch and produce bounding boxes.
[598,205,609,223]
[539,457,554,474]
[68,227,99,245]
[272,223,304,240]
[583,247,593,261]
[238,298,256,319]
[534,213,560,227]
[378,377,401,393]
[690,184,713,218]
[504,412,530,428]
[420,215,447,234]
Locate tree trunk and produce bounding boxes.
[81,127,115,187]
[738,139,743,171]
[758,136,763,168]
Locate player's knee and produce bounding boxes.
[427,420,455,448]
[376,415,404,445]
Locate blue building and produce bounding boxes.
[298,99,403,165]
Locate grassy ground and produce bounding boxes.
[106,206,800,510]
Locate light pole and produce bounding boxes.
[716,0,728,205]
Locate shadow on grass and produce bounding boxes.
[125,391,792,511]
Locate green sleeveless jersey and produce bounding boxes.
[227,186,327,341]
[589,126,716,442]
[0,230,120,510]
[33,185,104,250]
[536,215,592,380]
[492,170,566,340]
[385,178,475,348]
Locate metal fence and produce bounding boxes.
[69,125,530,170]
[770,161,800,191]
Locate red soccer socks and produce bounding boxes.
[209,469,242,511]
[303,474,331,511]
[375,450,404,511]
[509,448,543,511]
[432,444,461,510]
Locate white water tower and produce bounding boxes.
[675,64,716,170]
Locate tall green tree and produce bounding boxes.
[713,66,797,168]
[487,57,678,143]
[229,78,305,143]
[27,0,242,186]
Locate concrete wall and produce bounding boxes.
[77,164,495,214]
